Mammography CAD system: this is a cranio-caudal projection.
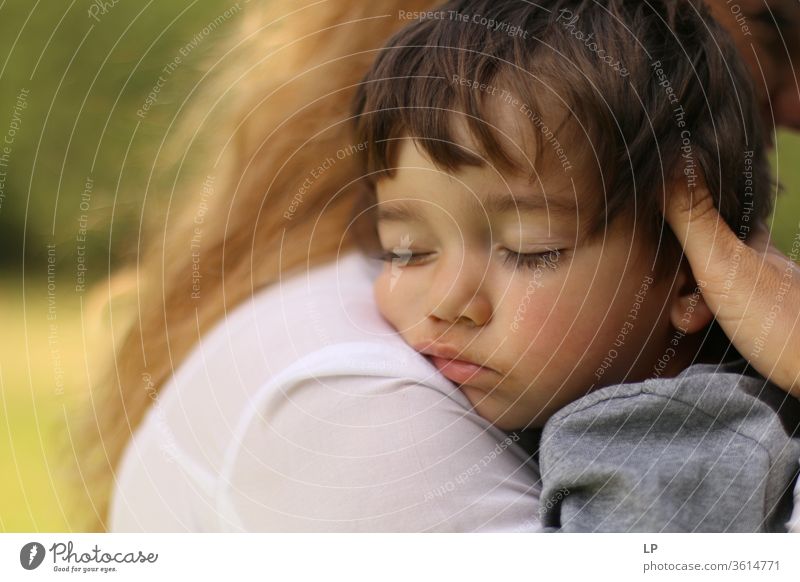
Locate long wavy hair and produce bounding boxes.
[67,0,440,532]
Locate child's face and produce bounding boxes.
[372,133,689,430]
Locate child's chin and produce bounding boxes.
[463,389,541,431]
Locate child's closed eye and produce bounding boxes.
[502,248,563,271]
[376,248,564,271]
[377,249,433,266]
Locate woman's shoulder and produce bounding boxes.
[178,250,435,386]
[209,249,387,344]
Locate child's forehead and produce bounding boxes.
[381,136,607,230]
[387,104,599,201]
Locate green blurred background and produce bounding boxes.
[0,0,235,532]
[1,1,799,532]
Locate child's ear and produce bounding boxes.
[669,257,714,334]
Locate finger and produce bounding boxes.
[663,182,755,296]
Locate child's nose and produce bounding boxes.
[427,258,492,327]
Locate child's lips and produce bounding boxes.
[427,355,493,385]
[412,342,495,384]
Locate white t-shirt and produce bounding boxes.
[109,249,543,532]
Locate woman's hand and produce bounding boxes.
[664,182,800,399]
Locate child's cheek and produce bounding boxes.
[500,280,598,359]
[499,284,567,342]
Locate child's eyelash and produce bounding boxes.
[376,248,563,271]
[502,248,563,271]
[376,249,432,266]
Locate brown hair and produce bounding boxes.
[351,0,773,274]
[68,0,443,532]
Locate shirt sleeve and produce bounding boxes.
[214,342,543,532]
[537,373,800,533]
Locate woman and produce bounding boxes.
[70,0,800,532]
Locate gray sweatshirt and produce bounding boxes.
[536,358,800,532]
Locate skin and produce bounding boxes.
[372,114,713,430]
[666,0,800,397]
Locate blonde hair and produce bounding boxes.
[68,0,439,532]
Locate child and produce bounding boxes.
[350,0,800,531]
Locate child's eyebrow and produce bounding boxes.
[376,191,577,224]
